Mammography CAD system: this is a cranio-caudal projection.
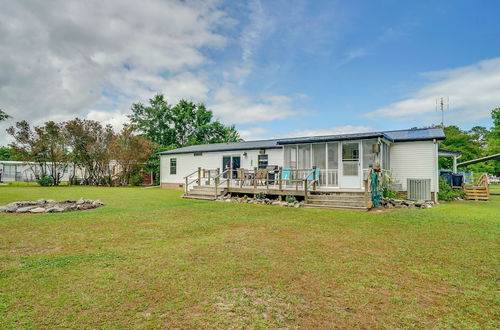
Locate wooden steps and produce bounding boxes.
[303,191,369,211]
[464,186,489,201]
[464,173,490,201]
[183,186,223,201]
[184,185,370,211]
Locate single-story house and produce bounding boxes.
[0,161,77,183]
[159,127,445,207]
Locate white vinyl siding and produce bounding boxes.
[160,148,283,184]
[390,141,438,192]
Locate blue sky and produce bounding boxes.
[1,0,499,143]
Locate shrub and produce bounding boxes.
[255,192,266,199]
[438,178,465,201]
[37,175,54,186]
[130,173,144,186]
[285,195,296,203]
[383,189,397,198]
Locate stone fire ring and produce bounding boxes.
[0,198,105,214]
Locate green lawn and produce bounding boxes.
[490,183,500,195]
[0,186,498,328]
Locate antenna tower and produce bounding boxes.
[435,96,449,127]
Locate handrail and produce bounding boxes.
[183,169,199,180]
[214,169,230,198]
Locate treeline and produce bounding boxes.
[439,108,500,175]
[7,119,152,186]
[3,95,242,185]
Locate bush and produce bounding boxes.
[37,175,54,186]
[285,195,296,203]
[255,192,266,199]
[383,189,397,198]
[130,173,144,186]
[438,178,465,201]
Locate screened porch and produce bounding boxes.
[282,139,390,189]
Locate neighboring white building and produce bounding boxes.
[159,128,445,199]
[0,161,75,183]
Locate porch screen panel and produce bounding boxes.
[382,143,390,170]
[298,144,311,169]
[312,143,326,169]
[362,140,378,169]
[284,146,297,169]
[327,143,338,169]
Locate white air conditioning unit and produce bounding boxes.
[407,178,431,201]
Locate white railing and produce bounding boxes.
[318,169,338,187]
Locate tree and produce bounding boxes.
[0,108,11,122]
[64,118,115,185]
[0,146,17,160]
[487,108,500,175]
[129,94,242,148]
[6,121,68,185]
[129,95,242,182]
[110,125,153,185]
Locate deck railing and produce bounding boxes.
[189,167,322,199]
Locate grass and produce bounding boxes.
[490,183,500,194]
[0,186,499,328]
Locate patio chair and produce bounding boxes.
[236,168,246,186]
[256,169,268,185]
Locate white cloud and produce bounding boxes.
[0,0,230,143]
[281,125,376,138]
[0,0,312,146]
[211,84,307,124]
[364,58,500,125]
[238,125,376,141]
[238,127,270,140]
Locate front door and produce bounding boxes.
[341,142,361,189]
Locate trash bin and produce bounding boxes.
[452,173,464,187]
[439,170,452,185]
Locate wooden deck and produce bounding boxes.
[183,168,372,210]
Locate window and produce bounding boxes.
[342,143,359,160]
[258,154,268,169]
[3,164,16,176]
[194,152,203,156]
[170,158,177,175]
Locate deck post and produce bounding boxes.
[364,177,370,209]
[312,166,317,191]
[207,170,211,186]
[278,167,283,190]
[253,167,257,190]
[185,176,188,194]
[216,168,220,185]
[266,170,269,191]
[240,169,244,188]
[197,167,201,186]
[227,170,230,189]
[304,178,308,203]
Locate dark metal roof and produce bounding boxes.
[159,127,446,155]
[438,149,462,157]
[159,139,283,155]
